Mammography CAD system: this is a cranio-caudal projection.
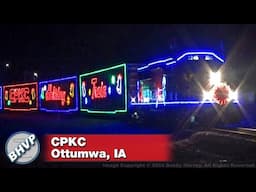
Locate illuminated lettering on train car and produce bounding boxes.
[39,76,78,112]
[79,63,127,114]
[3,82,38,111]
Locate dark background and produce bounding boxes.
[0,24,256,93]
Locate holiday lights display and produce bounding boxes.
[80,64,127,114]
[1,50,239,113]
[39,76,78,112]
[134,51,238,107]
[137,51,224,71]
[3,82,38,111]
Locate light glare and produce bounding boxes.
[209,71,221,86]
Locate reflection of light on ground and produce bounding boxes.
[235,102,253,126]
[179,102,205,130]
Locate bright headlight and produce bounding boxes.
[229,90,238,101]
[209,71,221,86]
[203,90,213,101]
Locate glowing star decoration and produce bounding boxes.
[82,81,86,97]
[116,74,122,95]
[108,86,111,95]
[131,97,136,103]
[88,88,91,96]
[69,83,75,98]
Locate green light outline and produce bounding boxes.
[79,63,127,114]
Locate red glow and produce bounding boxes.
[3,82,38,111]
[45,84,66,105]
[91,78,107,100]
[138,82,143,102]
[214,85,229,106]
[117,74,122,79]
[9,87,30,104]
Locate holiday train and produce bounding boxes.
[0,50,241,126]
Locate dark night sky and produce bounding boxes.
[1,24,256,89]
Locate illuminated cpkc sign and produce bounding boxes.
[39,76,78,112]
[80,63,127,114]
[3,82,38,111]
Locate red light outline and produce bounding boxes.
[3,82,38,111]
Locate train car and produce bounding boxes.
[129,51,241,129]
[79,63,139,116]
[39,76,79,113]
[3,82,38,111]
[0,50,242,130]
[77,50,241,129]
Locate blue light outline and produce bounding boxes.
[137,57,174,71]
[39,76,78,112]
[176,52,224,63]
[165,61,177,66]
[137,51,225,71]
[130,100,239,106]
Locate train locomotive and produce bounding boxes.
[1,50,242,129]
[129,51,240,129]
